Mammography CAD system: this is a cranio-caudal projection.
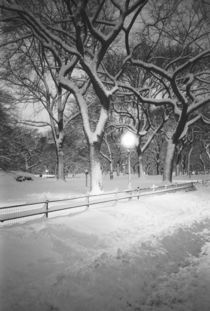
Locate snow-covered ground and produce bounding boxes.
[0,169,208,205]
[0,170,210,311]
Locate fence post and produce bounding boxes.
[137,187,140,200]
[45,200,49,218]
[129,190,132,200]
[87,195,90,208]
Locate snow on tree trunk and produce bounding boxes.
[163,138,176,182]
[55,86,65,181]
[82,106,108,193]
[175,146,183,176]
[56,133,65,181]
[89,142,103,193]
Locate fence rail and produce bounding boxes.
[0,182,195,224]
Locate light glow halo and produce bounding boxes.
[121,131,138,149]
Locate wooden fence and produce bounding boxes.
[0,182,195,224]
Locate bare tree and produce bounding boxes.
[12,128,41,172]
[203,142,210,160]
[0,90,16,169]
[0,0,149,192]
[110,99,168,177]
[180,122,210,176]
[146,133,165,175]
[100,132,114,179]
[0,97,41,172]
[125,0,210,181]
[193,0,210,23]
[104,0,210,182]
[1,0,210,188]
[1,30,82,180]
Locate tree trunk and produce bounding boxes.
[175,149,182,176]
[206,147,210,160]
[25,158,29,172]
[57,148,65,180]
[89,142,103,193]
[136,145,144,178]
[56,86,65,180]
[187,145,193,176]
[116,161,120,176]
[110,159,114,179]
[178,162,182,175]
[156,159,160,175]
[137,153,144,178]
[176,163,180,176]
[55,132,65,181]
[163,138,176,182]
[200,154,206,174]
[180,155,185,175]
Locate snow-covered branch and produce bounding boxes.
[187,97,210,115]
[179,114,202,140]
[129,58,172,81]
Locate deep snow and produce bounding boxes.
[0,170,210,311]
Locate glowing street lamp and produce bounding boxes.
[121,131,138,189]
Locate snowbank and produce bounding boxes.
[0,181,210,311]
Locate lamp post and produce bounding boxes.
[121,131,138,189]
[85,169,89,187]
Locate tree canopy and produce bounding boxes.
[0,0,210,189]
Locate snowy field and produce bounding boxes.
[0,170,210,311]
[0,169,209,205]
